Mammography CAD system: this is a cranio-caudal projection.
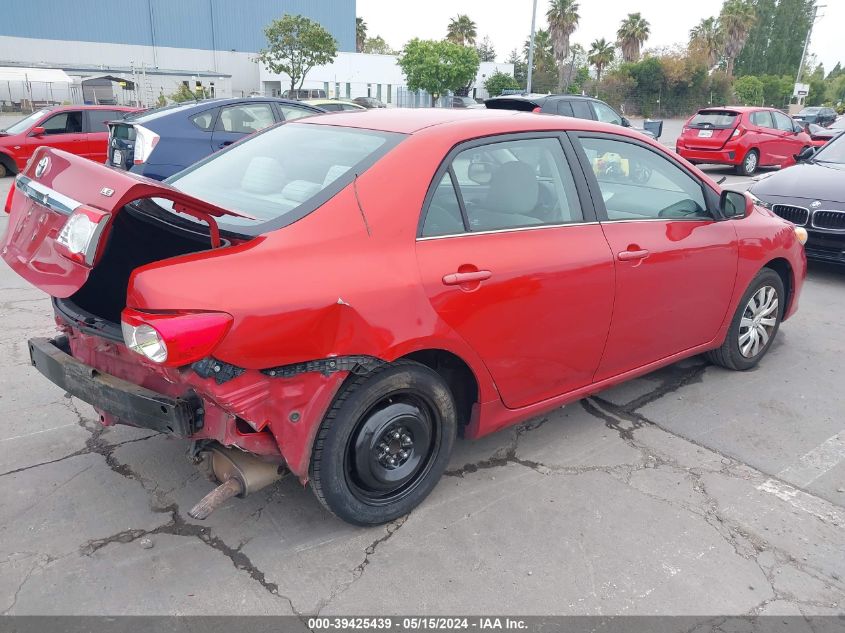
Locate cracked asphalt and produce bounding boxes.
[1,167,844,618]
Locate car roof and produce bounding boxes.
[298,107,637,136]
[303,98,362,106]
[123,97,318,122]
[487,93,599,103]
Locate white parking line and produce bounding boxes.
[774,431,845,488]
[757,478,845,527]
[0,423,76,443]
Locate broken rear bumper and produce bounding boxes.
[28,336,203,436]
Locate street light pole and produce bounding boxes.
[526,0,538,93]
[795,3,824,103]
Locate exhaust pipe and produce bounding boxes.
[188,447,285,520]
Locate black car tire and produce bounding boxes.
[706,268,784,371]
[0,162,7,178]
[310,360,457,525]
[735,149,759,176]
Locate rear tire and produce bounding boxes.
[706,268,784,371]
[0,161,8,178]
[309,360,457,526]
[735,149,759,176]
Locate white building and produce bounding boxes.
[260,52,515,104]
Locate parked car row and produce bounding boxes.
[2,106,809,525]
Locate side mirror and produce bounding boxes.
[720,189,752,219]
[795,146,815,162]
[30,126,46,136]
[621,117,631,127]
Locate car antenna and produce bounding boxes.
[353,173,372,237]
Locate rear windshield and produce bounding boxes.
[688,111,738,129]
[166,122,404,233]
[110,123,135,141]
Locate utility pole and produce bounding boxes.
[526,0,538,93]
[795,3,824,97]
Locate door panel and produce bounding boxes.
[574,134,739,380]
[416,135,615,409]
[417,228,615,408]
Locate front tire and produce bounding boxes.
[706,269,784,371]
[309,360,457,525]
[735,149,759,176]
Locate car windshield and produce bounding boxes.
[2,109,50,134]
[165,122,404,232]
[688,111,738,129]
[799,108,820,115]
[812,132,845,165]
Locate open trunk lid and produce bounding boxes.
[2,147,252,298]
[682,109,740,150]
[106,121,136,170]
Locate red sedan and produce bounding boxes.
[0,104,139,177]
[2,109,807,525]
[676,106,813,176]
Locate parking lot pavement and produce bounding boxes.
[0,173,843,617]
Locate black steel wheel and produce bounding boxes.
[310,360,457,525]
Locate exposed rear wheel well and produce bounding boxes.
[764,258,792,314]
[0,152,16,177]
[399,349,478,431]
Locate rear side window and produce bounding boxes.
[571,101,593,119]
[167,123,403,231]
[87,110,122,131]
[422,137,583,236]
[218,104,275,134]
[689,111,738,129]
[749,111,773,128]
[556,100,574,116]
[191,109,217,131]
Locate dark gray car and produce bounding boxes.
[748,133,845,263]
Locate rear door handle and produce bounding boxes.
[617,249,649,261]
[442,270,492,285]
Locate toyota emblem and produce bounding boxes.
[34,156,50,179]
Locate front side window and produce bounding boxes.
[592,102,622,125]
[41,111,83,135]
[166,123,403,232]
[423,137,583,236]
[218,104,275,134]
[571,101,593,119]
[772,111,794,132]
[579,136,710,221]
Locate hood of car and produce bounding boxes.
[750,162,845,204]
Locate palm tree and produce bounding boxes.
[719,0,756,77]
[588,38,615,84]
[689,17,723,67]
[446,15,478,46]
[616,12,650,63]
[546,0,580,92]
[356,17,367,53]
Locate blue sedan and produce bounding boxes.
[106,97,324,181]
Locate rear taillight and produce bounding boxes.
[4,181,14,214]
[532,106,542,113]
[133,125,160,164]
[56,206,110,266]
[121,309,233,367]
[731,126,745,138]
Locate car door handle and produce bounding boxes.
[617,249,649,261]
[442,270,492,285]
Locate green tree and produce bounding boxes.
[506,49,528,89]
[827,62,843,81]
[617,12,650,63]
[259,14,338,92]
[719,0,756,77]
[170,83,209,103]
[734,0,776,76]
[398,39,480,105]
[356,17,367,52]
[446,15,478,46]
[524,29,557,92]
[760,74,793,106]
[733,74,764,104]
[484,71,520,96]
[766,0,813,77]
[363,35,395,55]
[588,38,615,84]
[690,17,723,68]
[546,0,580,92]
[476,36,496,62]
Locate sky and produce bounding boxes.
[356,0,843,74]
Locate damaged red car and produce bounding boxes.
[2,109,807,525]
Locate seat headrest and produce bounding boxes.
[485,161,538,214]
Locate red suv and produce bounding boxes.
[676,107,812,176]
[2,109,807,525]
[0,105,139,177]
